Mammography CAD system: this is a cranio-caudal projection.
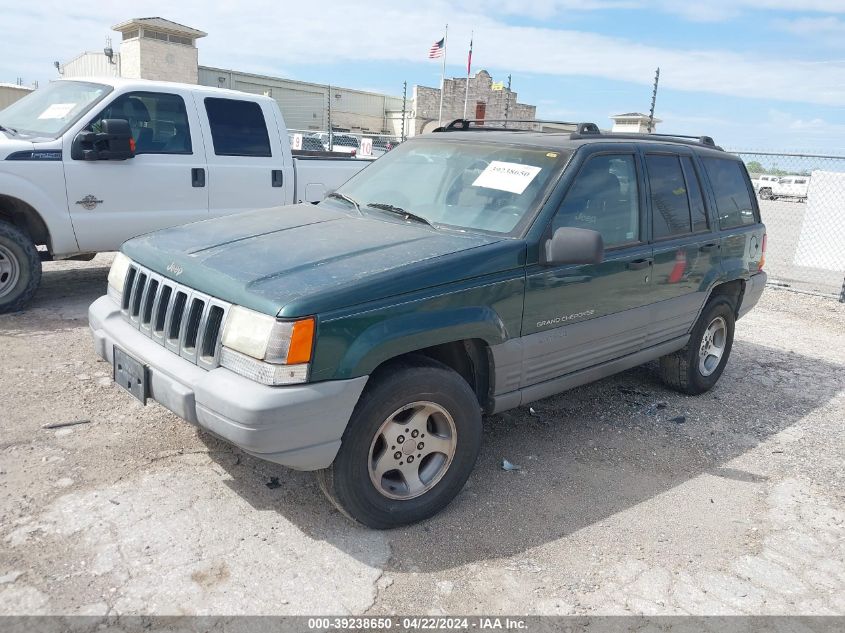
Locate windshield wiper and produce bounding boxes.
[0,124,18,135]
[367,202,433,227]
[326,191,362,214]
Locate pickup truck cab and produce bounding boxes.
[89,122,767,528]
[0,78,368,312]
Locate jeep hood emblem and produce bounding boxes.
[167,262,184,276]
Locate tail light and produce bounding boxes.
[759,233,767,271]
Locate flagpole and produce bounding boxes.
[438,24,448,127]
[463,31,473,120]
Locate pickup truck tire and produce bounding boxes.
[317,357,482,529]
[758,187,773,200]
[0,220,41,314]
[659,297,735,395]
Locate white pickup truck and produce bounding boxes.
[0,78,369,313]
[770,175,810,202]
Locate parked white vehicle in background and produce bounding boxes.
[0,78,370,312]
[751,174,780,198]
[770,175,810,202]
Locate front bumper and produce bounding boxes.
[89,295,368,470]
[738,271,767,319]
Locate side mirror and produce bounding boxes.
[71,119,135,161]
[543,227,604,266]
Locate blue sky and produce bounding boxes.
[3,0,844,152]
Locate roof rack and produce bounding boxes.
[434,118,721,150]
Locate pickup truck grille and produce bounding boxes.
[120,262,231,371]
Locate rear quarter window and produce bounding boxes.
[701,157,759,230]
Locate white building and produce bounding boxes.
[611,112,661,133]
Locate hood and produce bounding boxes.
[123,204,525,317]
[0,135,35,160]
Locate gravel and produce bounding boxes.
[0,255,843,616]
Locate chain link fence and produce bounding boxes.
[731,151,845,300]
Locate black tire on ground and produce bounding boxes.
[759,188,773,200]
[0,220,41,314]
[316,356,482,529]
[659,296,736,395]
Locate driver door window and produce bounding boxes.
[553,154,640,248]
[88,92,192,155]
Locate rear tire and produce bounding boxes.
[317,356,482,529]
[0,220,41,314]
[659,297,735,395]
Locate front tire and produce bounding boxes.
[659,297,736,395]
[0,221,41,314]
[317,357,482,529]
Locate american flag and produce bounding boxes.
[428,38,445,59]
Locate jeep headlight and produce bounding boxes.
[107,252,132,303]
[220,306,315,385]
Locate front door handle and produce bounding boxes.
[699,242,719,252]
[627,258,653,270]
[191,168,205,188]
[271,169,284,188]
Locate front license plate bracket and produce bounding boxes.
[113,346,148,404]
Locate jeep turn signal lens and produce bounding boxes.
[759,233,767,271]
[287,317,315,364]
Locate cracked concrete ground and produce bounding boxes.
[0,255,843,616]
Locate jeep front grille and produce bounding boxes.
[120,262,231,370]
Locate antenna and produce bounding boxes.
[648,67,660,133]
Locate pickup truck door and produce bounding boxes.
[520,150,654,386]
[196,95,291,217]
[63,88,209,252]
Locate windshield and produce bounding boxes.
[331,137,571,235]
[0,81,112,139]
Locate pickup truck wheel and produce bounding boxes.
[659,297,735,395]
[0,221,41,314]
[316,357,482,528]
[759,188,773,200]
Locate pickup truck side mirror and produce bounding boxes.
[543,227,604,266]
[71,119,136,161]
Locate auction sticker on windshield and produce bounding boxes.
[472,161,542,194]
[38,103,77,120]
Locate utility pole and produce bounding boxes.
[401,81,407,142]
[503,74,512,128]
[648,67,660,133]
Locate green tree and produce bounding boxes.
[746,160,764,174]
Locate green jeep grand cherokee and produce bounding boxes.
[89,122,767,528]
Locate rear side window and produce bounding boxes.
[204,98,271,157]
[646,155,692,239]
[553,154,640,248]
[702,158,758,229]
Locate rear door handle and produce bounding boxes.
[699,242,719,252]
[627,258,653,270]
[191,168,205,188]
[272,170,284,187]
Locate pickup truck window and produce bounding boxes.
[0,80,111,139]
[552,154,640,248]
[204,98,272,157]
[89,92,192,155]
[333,138,570,235]
[647,154,693,239]
[701,157,759,229]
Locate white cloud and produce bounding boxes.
[773,16,845,47]
[2,0,845,108]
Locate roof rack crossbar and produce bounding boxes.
[436,118,600,132]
